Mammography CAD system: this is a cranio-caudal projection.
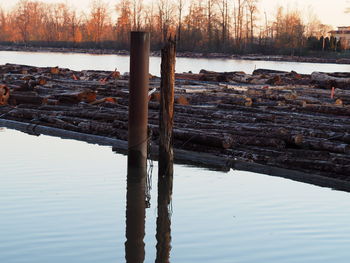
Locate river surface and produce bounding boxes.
[1,128,350,263]
[1,51,350,75]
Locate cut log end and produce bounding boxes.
[50,67,60,75]
[244,98,253,107]
[176,95,189,105]
[293,134,304,146]
[0,85,10,106]
[335,99,343,106]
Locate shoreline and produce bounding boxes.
[1,45,350,65]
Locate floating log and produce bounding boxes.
[311,72,350,84]
[90,97,117,105]
[1,63,350,180]
[53,90,97,104]
[9,92,47,105]
[172,128,233,149]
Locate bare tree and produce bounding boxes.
[87,0,111,43]
[14,0,31,42]
[157,0,174,42]
[0,0,335,55]
[206,0,214,47]
[116,0,132,45]
[232,0,246,48]
[218,0,229,44]
[177,0,185,45]
[272,6,306,54]
[0,7,9,41]
[69,9,82,43]
[246,0,258,43]
[130,0,144,30]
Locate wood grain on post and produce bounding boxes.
[156,37,175,261]
[159,37,176,178]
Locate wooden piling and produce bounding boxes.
[126,30,149,263]
[155,39,176,261]
[128,31,150,168]
[159,37,176,177]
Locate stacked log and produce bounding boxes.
[0,63,349,180]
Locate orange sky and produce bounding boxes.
[0,0,348,28]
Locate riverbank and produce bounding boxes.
[0,63,349,184]
[1,45,350,65]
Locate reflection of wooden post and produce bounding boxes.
[128,31,150,168]
[155,171,173,263]
[156,37,176,263]
[125,31,149,263]
[125,166,146,263]
[159,37,176,177]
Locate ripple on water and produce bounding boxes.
[1,128,350,263]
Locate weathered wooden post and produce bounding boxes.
[155,37,176,263]
[128,31,150,168]
[158,37,176,178]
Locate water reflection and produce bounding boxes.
[125,162,174,263]
[155,173,173,263]
[125,166,146,263]
[2,128,350,263]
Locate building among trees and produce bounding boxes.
[330,26,350,49]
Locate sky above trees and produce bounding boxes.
[0,0,346,54]
[0,0,348,28]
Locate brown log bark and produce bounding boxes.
[2,63,350,178]
[53,90,97,104]
[9,93,47,105]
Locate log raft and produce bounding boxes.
[0,63,349,182]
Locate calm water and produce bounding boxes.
[1,51,350,75]
[1,127,350,263]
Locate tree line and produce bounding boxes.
[0,0,345,55]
